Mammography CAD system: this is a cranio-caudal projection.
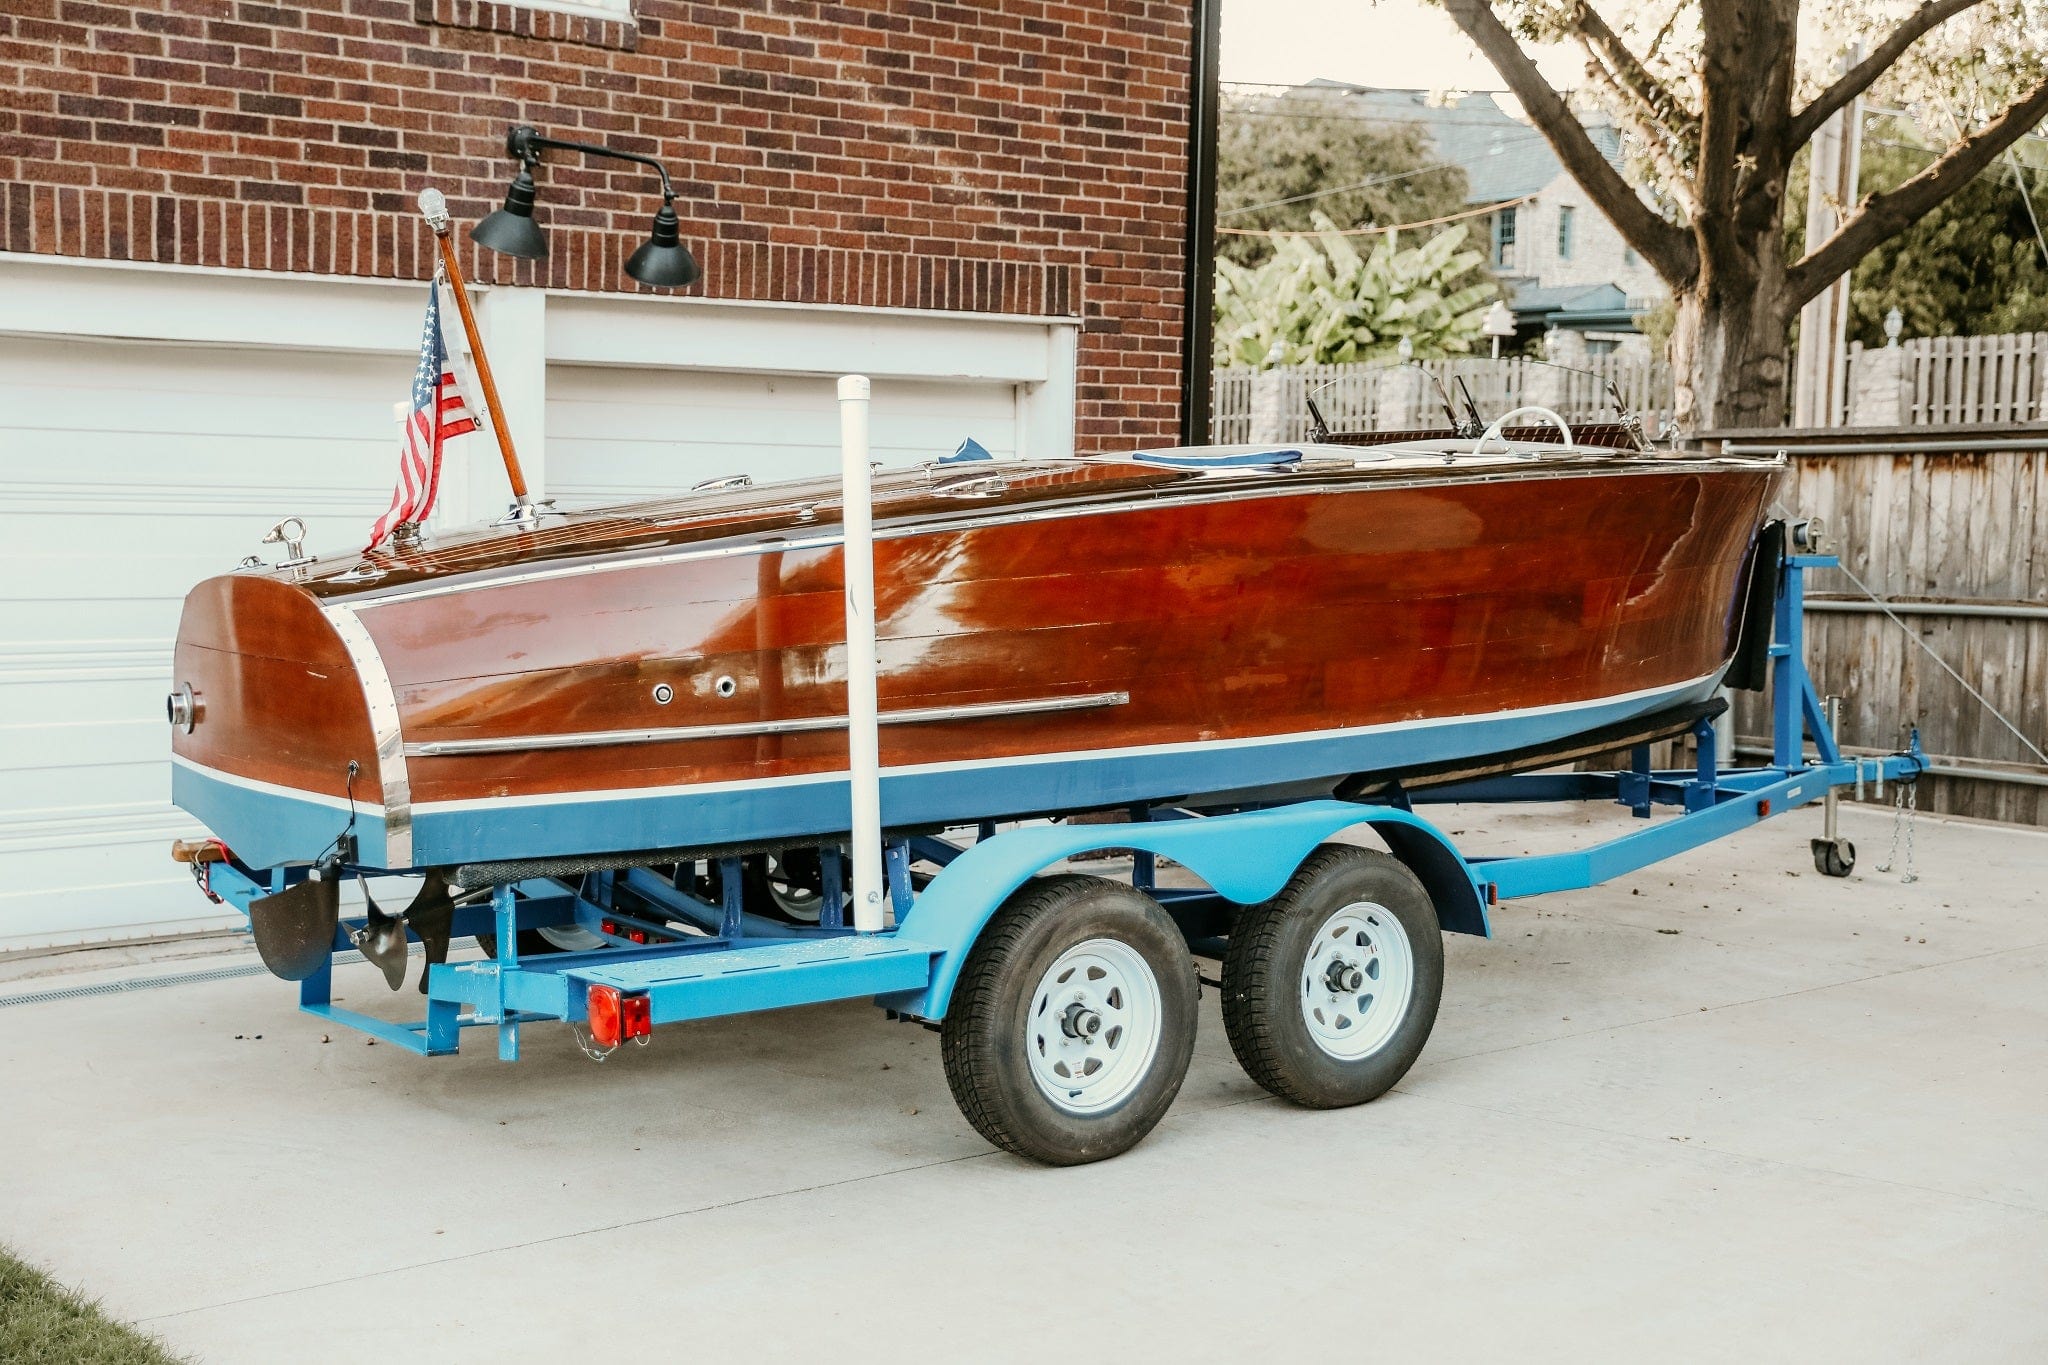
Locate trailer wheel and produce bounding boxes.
[1222,846,1443,1109]
[941,875,1198,1165]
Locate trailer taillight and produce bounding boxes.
[588,984,651,1048]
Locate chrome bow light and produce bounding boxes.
[472,124,701,288]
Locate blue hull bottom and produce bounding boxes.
[174,670,1722,870]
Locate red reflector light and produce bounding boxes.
[1758,798,1772,818]
[628,928,648,943]
[587,985,652,1048]
[621,993,651,1040]
[589,984,623,1047]
[600,918,618,935]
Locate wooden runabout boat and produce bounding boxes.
[169,434,1781,874]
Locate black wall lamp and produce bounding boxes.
[473,124,701,288]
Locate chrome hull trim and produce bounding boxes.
[323,603,413,867]
[403,690,1132,759]
[407,667,1728,820]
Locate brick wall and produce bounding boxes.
[0,0,1193,447]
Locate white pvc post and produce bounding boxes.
[837,375,885,932]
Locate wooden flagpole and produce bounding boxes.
[417,187,530,508]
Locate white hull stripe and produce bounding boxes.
[173,669,1722,829]
[171,754,360,813]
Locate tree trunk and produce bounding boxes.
[1669,278,1797,432]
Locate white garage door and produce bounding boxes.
[547,368,1019,507]
[0,263,1066,952]
[0,337,407,950]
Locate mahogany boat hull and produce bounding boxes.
[170,447,1782,870]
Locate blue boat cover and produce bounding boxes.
[1133,448,1303,469]
[942,438,995,463]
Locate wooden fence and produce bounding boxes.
[1706,425,2048,826]
[1903,332,2048,425]
[1211,355,1675,442]
[1219,332,2048,440]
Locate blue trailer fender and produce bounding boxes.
[887,800,1489,1020]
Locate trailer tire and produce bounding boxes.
[941,875,1198,1165]
[1222,845,1443,1109]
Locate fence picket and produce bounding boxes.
[1210,353,1675,441]
[1211,331,2048,438]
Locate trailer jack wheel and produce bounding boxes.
[1222,846,1444,1109]
[940,875,1198,1165]
[1812,837,1856,878]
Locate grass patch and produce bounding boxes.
[0,1244,192,1364]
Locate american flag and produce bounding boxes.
[368,278,478,551]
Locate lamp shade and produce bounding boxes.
[471,167,547,260]
[625,201,701,287]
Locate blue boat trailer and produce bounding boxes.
[194,541,1922,1165]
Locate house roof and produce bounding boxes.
[1301,83,1624,205]
[1507,281,1638,329]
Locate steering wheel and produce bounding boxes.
[1473,404,1574,454]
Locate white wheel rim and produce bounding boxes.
[1299,901,1414,1061]
[1026,938,1163,1115]
[538,924,607,952]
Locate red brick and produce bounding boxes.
[14,0,1191,447]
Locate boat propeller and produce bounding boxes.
[350,870,458,994]
[247,859,344,982]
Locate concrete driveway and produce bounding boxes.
[2,802,2043,1362]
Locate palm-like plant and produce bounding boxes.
[1214,217,1498,368]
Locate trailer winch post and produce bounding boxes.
[838,374,886,932]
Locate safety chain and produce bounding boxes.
[1876,779,1919,884]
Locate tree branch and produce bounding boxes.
[1787,0,1990,150]
[1570,0,1694,149]
[1440,0,1696,284]
[1578,53,1701,216]
[1788,72,2048,305]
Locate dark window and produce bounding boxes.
[1557,205,1575,260]
[1493,208,1517,268]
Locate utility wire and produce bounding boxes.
[1931,91,2048,269]
[1217,193,1535,237]
[1219,158,1472,219]
[1226,108,1581,129]
[2002,153,2048,268]
[1224,79,1518,95]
